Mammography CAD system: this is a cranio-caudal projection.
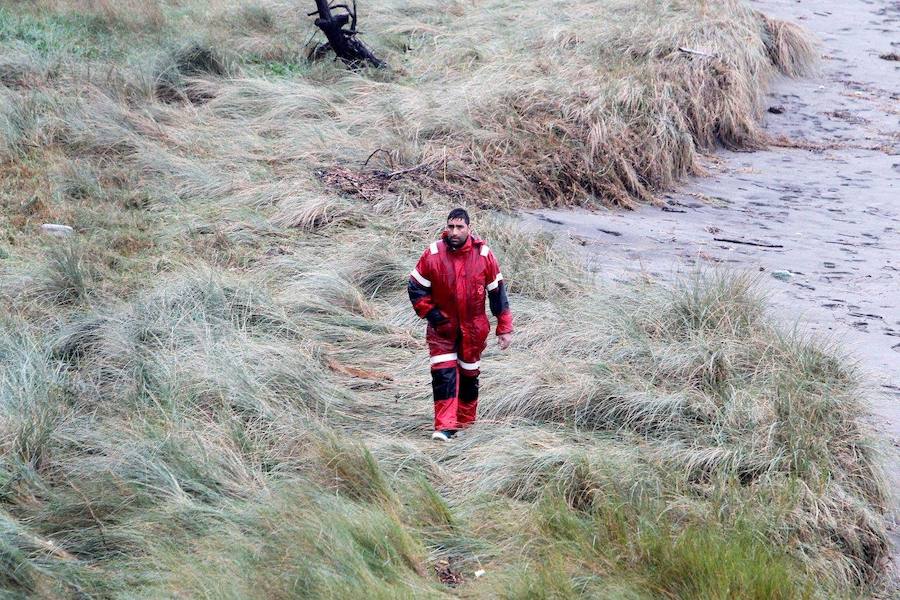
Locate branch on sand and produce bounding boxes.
[713,237,784,248]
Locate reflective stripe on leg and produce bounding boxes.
[431,352,458,365]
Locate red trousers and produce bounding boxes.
[427,323,487,431]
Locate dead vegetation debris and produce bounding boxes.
[316,164,468,203]
[434,558,464,587]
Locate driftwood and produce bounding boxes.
[713,237,783,248]
[309,0,386,69]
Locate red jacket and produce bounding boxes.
[408,233,513,337]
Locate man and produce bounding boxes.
[408,208,513,441]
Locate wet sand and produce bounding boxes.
[528,0,899,574]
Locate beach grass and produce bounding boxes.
[0,0,892,597]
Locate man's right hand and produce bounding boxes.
[498,333,513,350]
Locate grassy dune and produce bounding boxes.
[0,0,892,598]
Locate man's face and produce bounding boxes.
[445,218,470,249]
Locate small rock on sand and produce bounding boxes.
[771,270,793,281]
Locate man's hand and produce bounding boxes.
[498,333,513,350]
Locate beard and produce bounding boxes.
[447,234,467,249]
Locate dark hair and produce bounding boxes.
[447,208,470,224]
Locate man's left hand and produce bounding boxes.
[498,333,513,350]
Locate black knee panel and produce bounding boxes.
[431,367,457,402]
[459,374,479,403]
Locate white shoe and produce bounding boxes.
[431,430,451,441]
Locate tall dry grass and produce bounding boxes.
[1,0,818,213]
[2,213,890,597]
[1,0,892,598]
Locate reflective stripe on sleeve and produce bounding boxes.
[487,273,503,291]
[480,245,490,257]
[430,242,439,254]
[410,268,431,288]
[430,353,458,364]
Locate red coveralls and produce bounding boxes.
[408,233,513,431]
